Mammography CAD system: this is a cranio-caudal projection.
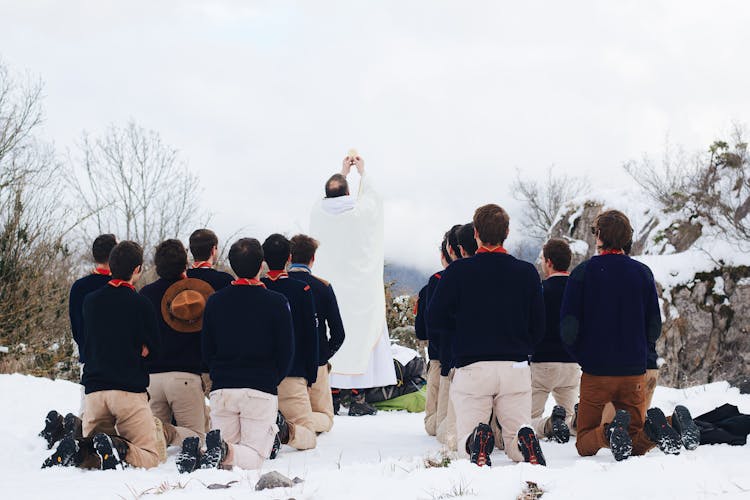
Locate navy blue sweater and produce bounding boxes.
[288,268,345,366]
[187,267,234,291]
[423,271,443,362]
[261,274,319,384]
[427,252,545,369]
[560,254,662,376]
[69,272,112,363]
[414,285,428,343]
[81,284,161,394]
[201,284,294,395]
[532,275,576,363]
[140,278,204,375]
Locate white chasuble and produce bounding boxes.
[310,174,397,388]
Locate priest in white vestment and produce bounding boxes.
[309,154,397,389]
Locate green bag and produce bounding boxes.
[372,386,427,413]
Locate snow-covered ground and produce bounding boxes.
[2,374,749,499]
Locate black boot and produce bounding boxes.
[39,410,65,449]
[42,434,80,468]
[348,390,377,416]
[546,405,570,443]
[176,437,201,473]
[332,390,341,415]
[606,410,633,461]
[517,426,547,466]
[92,433,126,470]
[199,429,228,469]
[466,423,494,467]
[644,408,681,455]
[270,411,289,459]
[572,403,579,432]
[63,413,83,440]
[671,405,700,451]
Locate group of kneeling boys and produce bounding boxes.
[40,229,348,472]
[416,204,700,466]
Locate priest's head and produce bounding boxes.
[325,173,349,198]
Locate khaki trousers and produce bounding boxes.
[601,369,658,424]
[436,368,457,450]
[308,364,334,433]
[576,373,655,457]
[82,390,160,469]
[278,377,317,450]
[424,360,441,436]
[451,361,532,462]
[209,388,278,470]
[530,362,581,437]
[148,372,206,446]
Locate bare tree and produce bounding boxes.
[69,121,206,257]
[511,166,591,241]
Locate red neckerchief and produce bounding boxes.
[108,279,135,291]
[265,270,288,281]
[192,261,212,269]
[92,267,112,276]
[476,246,508,254]
[231,278,266,288]
[600,249,625,256]
[548,271,570,278]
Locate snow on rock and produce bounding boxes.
[2,374,750,499]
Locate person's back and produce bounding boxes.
[187,267,233,290]
[203,285,293,394]
[534,276,574,362]
[187,228,234,291]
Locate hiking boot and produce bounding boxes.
[572,403,579,432]
[42,434,79,468]
[348,392,377,416]
[199,429,228,469]
[39,410,65,449]
[517,426,547,466]
[176,437,201,474]
[466,423,494,467]
[269,411,288,460]
[546,405,570,443]
[63,413,83,440]
[644,408,681,455]
[606,410,633,461]
[332,391,341,415]
[269,434,281,460]
[671,405,700,450]
[93,433,126,470]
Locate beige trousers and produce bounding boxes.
[148,372,206,446]
[601,368,659,424]
[209,388,278,470]
[530,362,581,437]
[436,368,457,450]
[424,360,440,436]
[308,364,334,433]
[451,361,532,463]
[82,390,160,469]
[278,377,317,450]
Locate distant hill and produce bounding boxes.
[384,262,431,296]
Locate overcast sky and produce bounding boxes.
[2,1,749,272]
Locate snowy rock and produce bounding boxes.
[255,471,302,491]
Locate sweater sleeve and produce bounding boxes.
[528,266,546,346]
[414,286,428,341]
[302,286,319,385]
[427,268,457,364]
[68,284,83,355]
[560,260,587,354]
[325,285,346,359]
[140,298,161,360]
[275,299,295,383]
[201,299,216,371]
[643,267,662,345]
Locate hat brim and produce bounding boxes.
[161,278,215,333]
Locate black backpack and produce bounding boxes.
[365,356,427,403]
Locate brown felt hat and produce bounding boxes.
[161,278,215,333]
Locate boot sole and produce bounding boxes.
[609,411,633,461]
[646,408,681,455]
[93,433,122,470]
[518,427,547,466]
[40,410,64,449]
[42,435,78,468]
[672,406,700,451]
[176,437,200,474]
[469,424,494,467]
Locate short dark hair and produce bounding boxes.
[623,240,633,255]
[92,234,117,264]
[440,232,452,264]
[593,210,633,251]
[447,225,462,259]
[473,204,510,246]
[189,229,218,261]
[109,241,143,281]
[154,239,188,281]
[262,233,290,271]
[543,238,572,272]
[228,238,263,278]
[457,223,478,256]
[290,234,319,264]
[325,173,349,198]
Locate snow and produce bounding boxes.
[2,374,750,499]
